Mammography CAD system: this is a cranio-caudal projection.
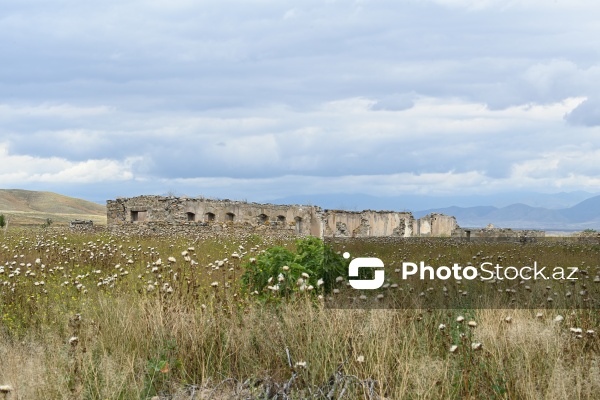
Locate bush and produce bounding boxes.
[0,214,5,228]
[241,236,348,298]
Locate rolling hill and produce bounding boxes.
[0,189,106,227]
[415,195,600,230]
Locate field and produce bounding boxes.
[0,228,599,399]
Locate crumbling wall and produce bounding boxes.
[415,213,458,237]
[107,196,321,236]
[452,226,545,241]
[323,210,414,238]
[108,196,461,239]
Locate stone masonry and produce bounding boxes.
[107,195,460,238]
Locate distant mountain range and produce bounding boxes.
[271,191,596,212]
[414,195,600,230]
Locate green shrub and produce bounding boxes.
[0,214,5,228]
[241,236,348,297]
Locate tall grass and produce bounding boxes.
[0,229,598,399]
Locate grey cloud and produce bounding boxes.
[565,98,600,127]
[371,93,415,111]
[2,0,600,199]
[3,1,599,110]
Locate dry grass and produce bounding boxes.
[0,230,599,399]
[0,189,105,227]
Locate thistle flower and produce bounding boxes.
[210,281,219,287]
[167,256,176,263]
[317,278,324,286]
[456,316,465,323]
[554,315,564,322]
[0,385,13,393]
[439,323,446,331]
[301,272,310,279]
[282,265,289,271]
[504,316,512,323]
[471,342,482,351]
[449,345,458,353]
[356,355,364,363]
[468,321,477,328]
[69,336,79,346]
[294,361,307,368]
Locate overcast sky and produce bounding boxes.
[1,0,600,205]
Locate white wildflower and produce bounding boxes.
[471,342,482,351]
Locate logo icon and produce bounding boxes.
[345,252,385,290]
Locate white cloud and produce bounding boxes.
[0,143,139,184]
[2,0,600,202]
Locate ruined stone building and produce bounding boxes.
[452,224,545,241]
[107,195,460,238]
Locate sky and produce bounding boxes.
[1,0,600,206]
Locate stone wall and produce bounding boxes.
[323,210,414,237]
[452,226,546,241]
[107,196,424,238]
[414,213,458,237]
[107,196,321,236]
[107,195,547,240]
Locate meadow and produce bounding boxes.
[0,228,599,399]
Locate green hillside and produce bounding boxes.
[0,189,106,227]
